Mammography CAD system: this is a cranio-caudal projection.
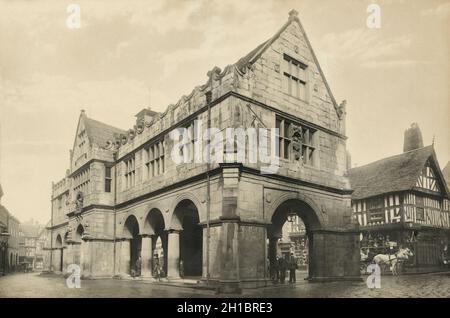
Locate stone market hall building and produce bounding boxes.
[45,10,360,292]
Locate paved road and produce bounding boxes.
[0,272,449,298]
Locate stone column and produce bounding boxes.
[167,230,180,279]
[80,239,92,278]
[218,219,240,293]
[53,248,61,272]
[63,245,71,273]
[218,164,242,294]
[140,235,153,278]
[308,229,361,282]
[268,235,280,279]
[42,248,52,272]
[72,242,81,266]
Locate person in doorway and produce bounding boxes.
[153,255,161,281]
[179,259,184,278]
[272,257,279,283]
[288,253,297,283]
[135,255,142,277]
[278,255,287,284]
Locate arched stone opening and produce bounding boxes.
[123,215,141,276]
[267,198,322,281]
[168,199,202,278]
[75,224,84,241]
[72,224,84,269]
[143,208,167,277]
[55,234,63,272]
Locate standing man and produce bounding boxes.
[278,255,287,284]
[135,254,142,277]
[153,255,161,281]
[179,259,184,278]
[272,256,279,283]
[288,253,297,283]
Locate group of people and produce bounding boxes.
[270,253,298,284]
[130,254,164,280]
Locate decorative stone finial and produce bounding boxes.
[289,9,299,20]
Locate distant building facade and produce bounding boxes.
[19,221,44,270]
[0,184,21,275]
[37,222,51,271]
[278,217,308,269]
[349,124,450,271]
[45,11,360,292]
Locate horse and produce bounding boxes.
[373,247,413,275]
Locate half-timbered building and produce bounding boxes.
[349,127,450,272]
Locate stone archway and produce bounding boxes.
[267,198,322,280]
[142,208,167,278]
[73,224,84,270]
[122,215,141,276]
[168,199,202,278]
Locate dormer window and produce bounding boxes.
[282,54,308,101]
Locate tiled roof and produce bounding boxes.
[348,146,441,200]
[0,205,8,227]
[235,40,270,72]
[84,116,126,147]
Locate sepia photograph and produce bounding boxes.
[0,0,449,306]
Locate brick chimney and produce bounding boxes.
[403,123,424,152]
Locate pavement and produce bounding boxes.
[0,271,449,298]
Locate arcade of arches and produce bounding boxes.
[47,193,360,292]
[118,200,202,279]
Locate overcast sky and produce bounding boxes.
[0,0,449,224]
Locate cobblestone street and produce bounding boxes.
[0,272,449,298]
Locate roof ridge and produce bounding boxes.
[350,145,433,171]
[84,116,126,133]
[348,144,441,200]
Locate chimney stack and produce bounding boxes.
[135,107,158,125]
[403,123,424,152]
[346,150,352,172]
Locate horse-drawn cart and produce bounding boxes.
[360,245,414,275]
[360,246,388,274]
